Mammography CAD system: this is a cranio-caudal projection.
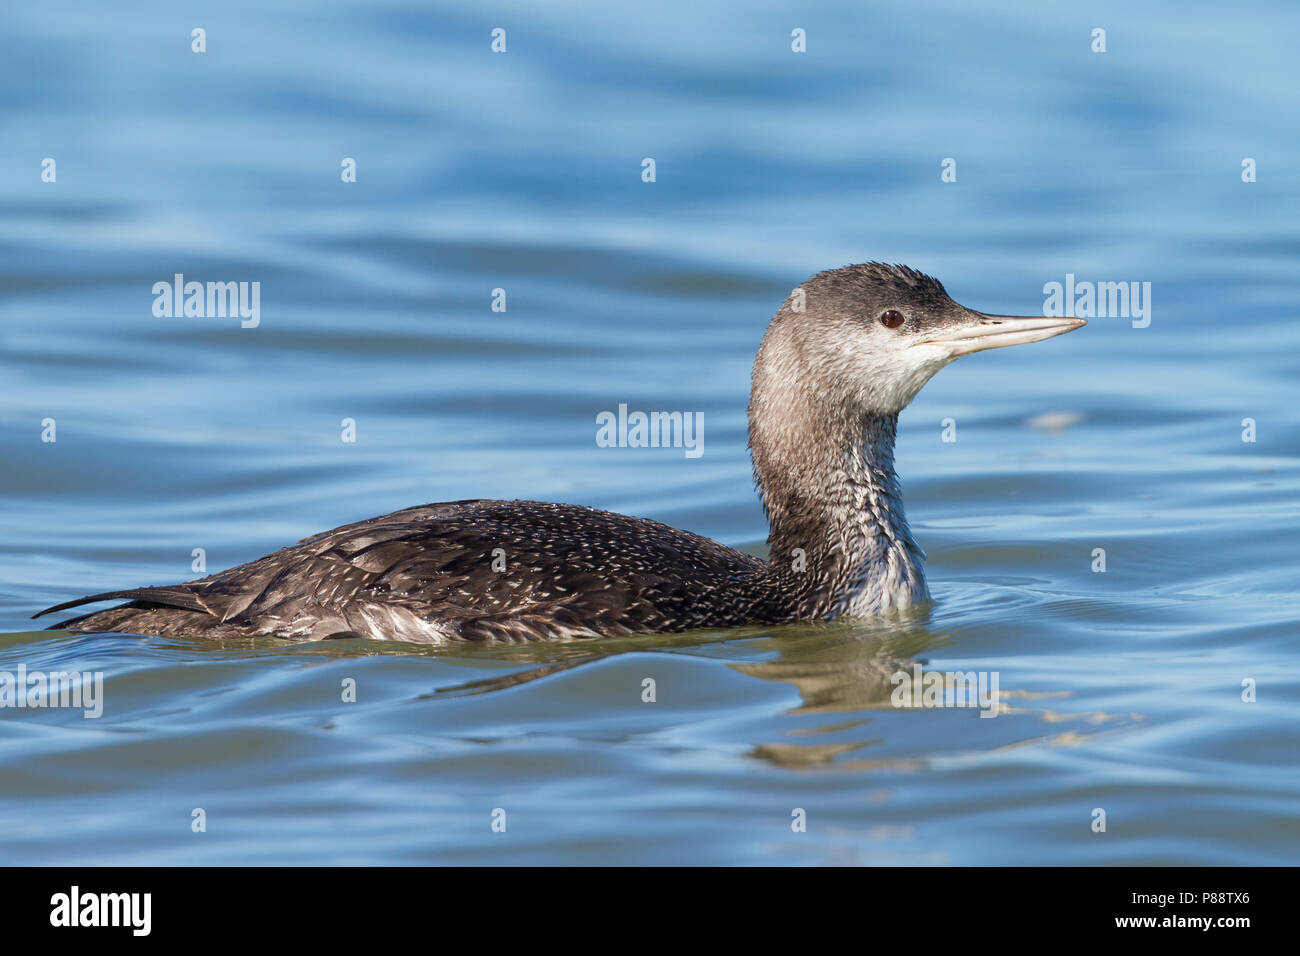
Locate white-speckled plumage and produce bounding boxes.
[35,263,1083,643]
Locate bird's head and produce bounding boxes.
[755,262,1086,417]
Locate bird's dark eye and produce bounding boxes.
[879,309,905,329]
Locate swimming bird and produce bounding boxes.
[34,263,1084,643]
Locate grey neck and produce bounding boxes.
[755,412,929,617]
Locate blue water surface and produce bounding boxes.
[0,0,1297,865]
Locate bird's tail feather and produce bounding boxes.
[32,586,207,620]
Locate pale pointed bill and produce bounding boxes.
[914,315,1087,356]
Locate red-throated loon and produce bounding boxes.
[34,263,1084,643]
